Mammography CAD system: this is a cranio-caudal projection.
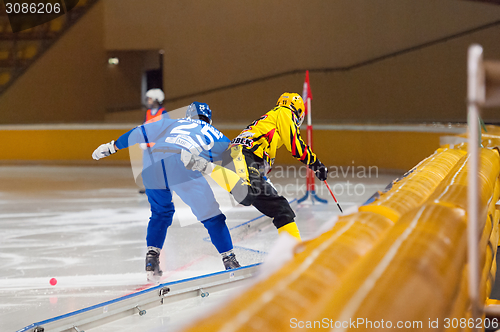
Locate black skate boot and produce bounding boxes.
[145,248,162,283]
[222,252,241,270]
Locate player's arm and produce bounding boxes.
[276,109,328,181]
[91,129,135,160]
[208,133,231,162]
[92,120,169,160]
[276,108,317,164]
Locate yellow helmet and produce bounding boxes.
[277,92,305,126]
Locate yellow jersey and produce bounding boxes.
[230,106,317,166]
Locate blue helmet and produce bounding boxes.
[186,102,212,124]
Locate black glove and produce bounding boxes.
[310,160,328,181]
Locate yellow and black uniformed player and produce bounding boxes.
[224,92,327,241]
[230,93,318,168]
[182,92,328,242]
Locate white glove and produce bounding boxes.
[139,143,148,150]
[180,149,209,172]
[92,140,117,160]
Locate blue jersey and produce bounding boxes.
[116,118,230,170]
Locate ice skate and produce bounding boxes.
[222,253,241,270]
[145,249,162,283]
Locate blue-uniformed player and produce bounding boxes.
[92,102,240,282]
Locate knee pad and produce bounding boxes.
[147,204,174,249]
[202,213,226,228]
[150,201,175,227]
[271,205,296,229]
[150,199,174,214]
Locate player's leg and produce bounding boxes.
[145,188,174,250]
[143,162,175,282]
[180,147,301,240]
[219,145,262,205]
[252,179,301,241]
[144,188,174,282]
[225,147,301,240]
[202,214,240,270]
[166,157,241,269]
[180,146,258,205]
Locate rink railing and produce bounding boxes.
[17,264,260,332]
[0,123,464,171]
[178,141,500,331]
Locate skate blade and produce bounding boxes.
[146,271,161,284]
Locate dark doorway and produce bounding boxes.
[145,69,163,91]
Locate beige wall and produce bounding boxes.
[2,1,500,124]
[0,2,106,124]
[161,24,500,124]
[106,51,151,112]
[102,0,500,124]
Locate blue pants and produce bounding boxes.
[143,156,233,254]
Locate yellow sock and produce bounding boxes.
[278,222,302,241]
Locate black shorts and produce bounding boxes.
[222,145,295,229]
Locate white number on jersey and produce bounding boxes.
[168,120,221,154]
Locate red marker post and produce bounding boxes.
[298,70,327,204]
[323,180,343,213]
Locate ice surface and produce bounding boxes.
[0,165,398,331]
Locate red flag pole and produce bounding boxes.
[298,70,327,204]
[306,96,315,192]
[305,70,314,193]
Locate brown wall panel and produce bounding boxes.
[103,0,500,124]
[105,51,145,111]
[3,1,500,124]
[0,2,107,124]
[165,26,500,124]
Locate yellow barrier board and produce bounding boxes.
[181,137,500,331]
